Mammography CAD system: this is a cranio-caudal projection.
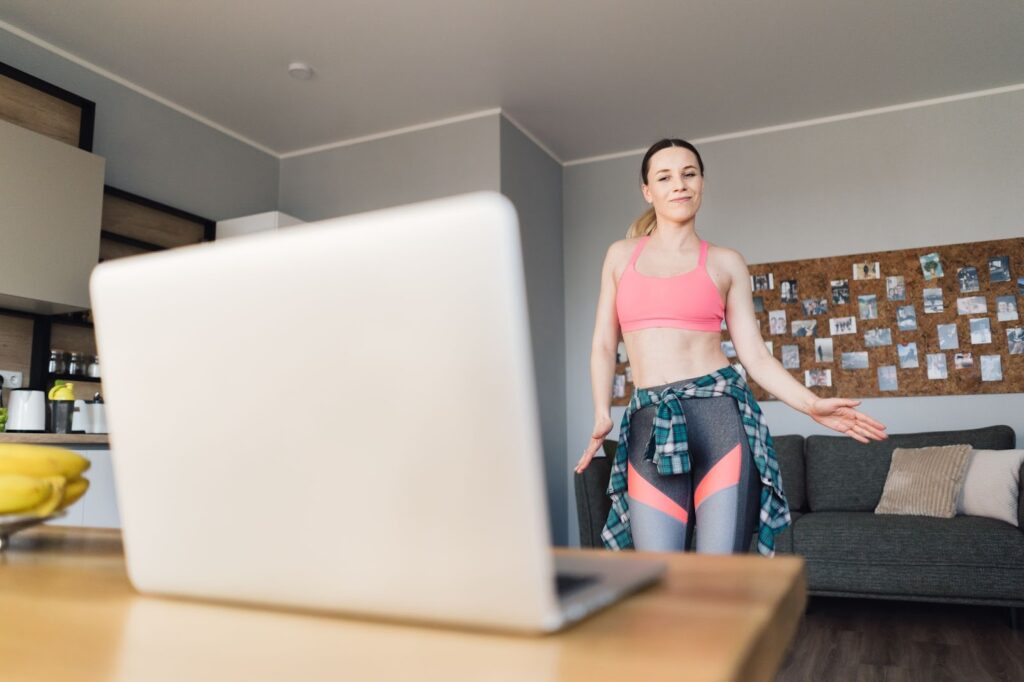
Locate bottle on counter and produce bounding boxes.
[66,352,83,376]
[48,349,67,374]
[86,355,101,379]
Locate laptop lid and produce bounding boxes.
[91,192,563,631]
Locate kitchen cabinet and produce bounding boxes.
[216,210,304,239]
[47,446,121,529]
[0,118,105,314]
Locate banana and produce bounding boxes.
[0,474,53,514]
[20,475,67,517]
[58,477,90,510]
[0,444,90,478]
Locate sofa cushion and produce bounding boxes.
[793,511,1024,601]
[875,445,971,518]
[805,425,1016,512]
[771,435,806,512]
[956,449,1024,527]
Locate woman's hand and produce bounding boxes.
[809,398,887,443]
[575,415,614,474]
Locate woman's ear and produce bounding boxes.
[641,184,652,203]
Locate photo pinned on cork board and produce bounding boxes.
[804,368,831,388]
[897,343,919,369]
[981,355,1002,382]
[886,276,906,301]
[988,256,1010,283]
[896,305,917,331]
[780,280,798,303]
[923,288,944,314]
[858,294,879,320]
[751,273,774,292]
[957,266,980,293]
[814,338,834,363]
[830,316,857,335]
[1007,328,1024,355]
[831,279,850,304]
[954,352,974,370]
[957,296,987,315]
[878,365,898,392]
[801,298,828,316]
[996,296,1018,322]
[920,252,944,280]
[852,262,879,280]
[736,236,1023,401]
[927,353,948,380]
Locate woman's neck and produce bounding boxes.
[650,217,699,252]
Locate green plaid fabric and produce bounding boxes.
[601,365,791,556]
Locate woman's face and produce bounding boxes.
[641,147,703,223]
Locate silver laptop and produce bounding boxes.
[89,191,664,633]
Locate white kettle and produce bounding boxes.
[6,389,46,432]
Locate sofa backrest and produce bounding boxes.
[804,425,1016,512]
[771,435,807,512]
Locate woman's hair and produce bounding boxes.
[627,138,704,238]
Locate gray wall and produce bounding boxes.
[564,89,1024,545]
[0,27,279,221]
[278,115,500,221]
[500,116,567,545]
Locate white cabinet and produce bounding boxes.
[0,119,105,314]
[48,447,121,529]
[216,210,304,239]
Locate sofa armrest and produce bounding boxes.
[574,442,615,547]
[1018,462,1023,531]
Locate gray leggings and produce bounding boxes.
[625,377,761,554]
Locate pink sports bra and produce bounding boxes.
[615,237,725,333]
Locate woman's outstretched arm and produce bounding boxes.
[719,248,887,443]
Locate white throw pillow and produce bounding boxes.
[956,449,1024,527]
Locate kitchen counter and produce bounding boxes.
[0,432,109,445]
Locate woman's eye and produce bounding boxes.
[685,173,696,178]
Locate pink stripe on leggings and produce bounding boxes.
[694,443,742,510]
[627,461,689,523]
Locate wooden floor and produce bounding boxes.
[776,597,1024,682]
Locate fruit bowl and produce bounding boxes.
[0,511,66,551]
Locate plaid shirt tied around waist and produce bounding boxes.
[600,364,791,556]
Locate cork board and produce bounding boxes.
[732,237,1024,401]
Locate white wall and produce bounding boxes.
[563,89,1024,545]
[278,115,501,221]
[500,116,567,544]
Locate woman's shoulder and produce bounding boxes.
[704,241,746,267]
[605,237,642,261]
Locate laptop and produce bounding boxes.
[89,191,664,634]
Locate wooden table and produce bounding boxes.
[0,527,806,681]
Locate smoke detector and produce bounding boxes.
[288,62,315,81]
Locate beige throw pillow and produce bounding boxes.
[875,445,972,518]
[956,449,1024,527]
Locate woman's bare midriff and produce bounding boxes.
[623,327,731,389]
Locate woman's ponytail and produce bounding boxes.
[627,206,657,238]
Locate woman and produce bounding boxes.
[574,139,887,556]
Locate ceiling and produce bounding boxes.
[1,0,1022,162]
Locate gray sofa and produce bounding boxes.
[575,425,1023,624]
